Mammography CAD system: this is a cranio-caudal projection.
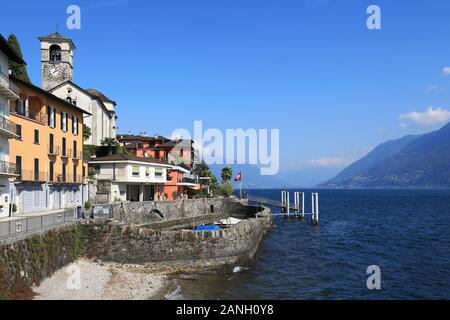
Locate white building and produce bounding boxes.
[0,34,24,218]
[49,82,117,145]
[39,32,117,146]
[89,154,172,203]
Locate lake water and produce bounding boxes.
[170,189,450,300]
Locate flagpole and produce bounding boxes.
[240,178,243,200]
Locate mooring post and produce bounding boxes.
[286,192,290,218]
[294,192,298,217]
[315,193,319,225]
[281,190,285,213]
[301,192,305,219]
[311,193,316,225]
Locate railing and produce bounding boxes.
[0,114,18,136]
[0,71,19,96]
[48,145,60,156]
[0,209,78,243]
[96,171,127,181]
[10,102,47,124]
[53,174,83,184]
[17,170,48,182]
[61,148,72,158]
[0,160,17,175]
[72,151,82,160]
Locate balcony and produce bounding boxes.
[0,71,19,99]
[48,145,60,156]
[61,149,72,159]
[0,160,18,177]
[16,170,47,182]
[0,114,19,139]
[53,174,84,184]
[10,102,47,125]
[72,151,82,160]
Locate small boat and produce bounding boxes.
[194,224,221,231]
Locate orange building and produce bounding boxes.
[117,134,199,199]
[9,77,89,214]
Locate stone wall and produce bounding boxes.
[0,225,85,300]
[82,203,272,270]
[97,198,264,225]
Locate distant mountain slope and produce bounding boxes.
[321,122,450,189]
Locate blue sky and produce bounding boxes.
[2,0,450,186]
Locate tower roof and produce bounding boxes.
[38,32,76,49]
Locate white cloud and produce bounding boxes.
[425,84,440,93]
[305,147,373,169]
[399,106,450,126]
[443,66,450,76]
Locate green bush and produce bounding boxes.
[218,181,234,197]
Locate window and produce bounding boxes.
[73,165,77,183]
[62,163,67,181]
[132,166,140,177]
[72,116,79,135]
[49,45,61,62]
[155,168,163,179]
[62,137,67,156]
[34,158,39,181]
[49,161,54,182]
[47,106,56,128]
[66,97,72,104]
[73,140,77,157]
[34,129,39,144]
[16,124,22,139]
[61,111,68,131]
[16,156,22,177]
[49,134,54,154]
[145,168,150,177]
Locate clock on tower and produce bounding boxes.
[38,32,76,91]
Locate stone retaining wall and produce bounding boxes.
[97,198,264,225]
[82,209,271,268]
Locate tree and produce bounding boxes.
[83,124,91,142]
[194,161,218,189]
[7,34,30,83]
[221,167,233,182]
[100,137,119,148]
[218,181,234,197]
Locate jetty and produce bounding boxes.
[247,191,319,225]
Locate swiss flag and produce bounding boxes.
[235,171,242,182]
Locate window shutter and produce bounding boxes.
[66,113,69,131]
[61,111,64,130]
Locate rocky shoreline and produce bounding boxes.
[33,259,169,300]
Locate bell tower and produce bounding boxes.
[38,32,76,91]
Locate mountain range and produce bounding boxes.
[320,122,450,189]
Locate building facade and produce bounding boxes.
[89,154,172,203]
[0,34,25,218]
[49,82,116,146]
[39,32,117,146]
[117,134,199,199]
[9,77,89,214]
